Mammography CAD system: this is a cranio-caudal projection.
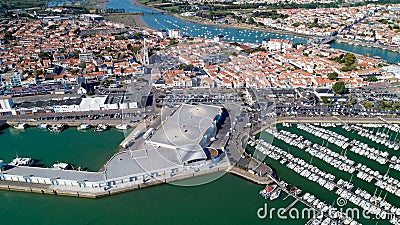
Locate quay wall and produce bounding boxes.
[6,120,127,127]
[0,164,230,198]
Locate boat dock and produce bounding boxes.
[283,194,291,200]
[283,199,300,213]
[264,175,356,224]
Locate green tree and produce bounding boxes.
[34,69,43,76]
[133,32,142,39]
[72,50,80,59]
[248,17,255,24]
[332,81,346,95]
[363,101,373,109]
[363,76,378,82]
[73,28,80,35]
[79,61,86,69]
[328,72,338,80]
[342,53,357,66]
[4,31,13,40]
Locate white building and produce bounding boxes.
[1,72,23,87]
[79,53,94,63]
[0,96,14,112]
[147,104,224,164]
[168,29,181,39]
[262,39,293,51]
[392,36,400,45]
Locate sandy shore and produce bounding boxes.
[130,0,164,12]
[132,14,147,27]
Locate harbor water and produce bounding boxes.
[106,0,400,64]
[1,127,125,171]
[0,172,308,225]
[0,126,307,225]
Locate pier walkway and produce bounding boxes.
[284,199,300,213]
[264,174,352,223]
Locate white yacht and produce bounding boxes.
[77,124,91,130]
[13,123,27,129]
[95,124,108,132]
[52,162,70,170]
[8,157,34,167]
[48,123,65,133]
[269,189,281,200]
[116,124,130,130]
[37,123,48,129]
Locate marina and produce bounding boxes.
[249,122,400,225]
[105,0,400,64]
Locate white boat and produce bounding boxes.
[270,189,281,200]
[37,123,48,129]
[13,123,27,129]
[8,157,34,167]
[116,124,130,130]
[259,184,277,198]
[95,124,108,132]
[77,124,91,130]
[48,123,65,133]
[52,162,70,170]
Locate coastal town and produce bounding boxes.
[0,0,400,224]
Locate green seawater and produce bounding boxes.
[0,127,125,171]
[0,127,310,225]
[0,173,302,225]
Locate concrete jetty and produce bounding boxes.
[0,162,230,198]
[228,167,273,185]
